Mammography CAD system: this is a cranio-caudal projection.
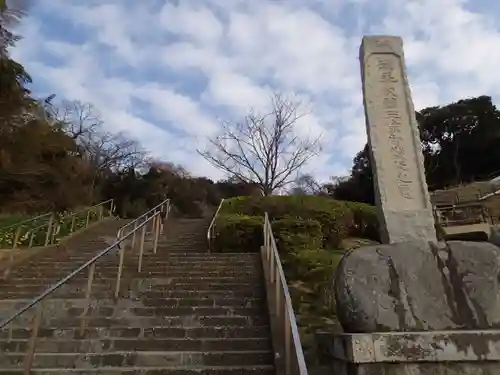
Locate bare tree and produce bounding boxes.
[49,100,101,141]
[289,173,322,196]
[198,93,322,195]
[50,99,146,170]
[49,99,147,198]
[83,131,146,198]
[85,131,146,171]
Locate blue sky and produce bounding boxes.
[10,0,500,182]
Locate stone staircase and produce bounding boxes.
[0,216,275,375]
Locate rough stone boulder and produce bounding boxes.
[335,240,500,333]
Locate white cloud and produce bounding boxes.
[135,84,218,137]
[159,2,224,45]
[202,71,271,116]
[9,0,500,184]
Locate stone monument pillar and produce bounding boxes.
[359,36,436,244]
[316,35,500,375]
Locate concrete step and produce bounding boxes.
[28,254,259,262]
[0,286,264,301]
[140,290,266,299]
[62,306,267,319]
[0,291,265,301]
[0,365,275,375]
[3,276,263,288]
[11,263,260,271]
[0,337,272,353]
[0,326,272,340]
[0,350,274,368]
[6,315,270,328]
[11,262,258,272]
[9,268,261,278]
[0,282,266,298]
[160,282,263,289]
[0,297,266,310]
[22,258,261,267]
[16,258,260,269]
[1,276,263,287]
[10,266,261,277]
[0,289,266,301]
[6,270,262,281]
[1,307,269,323]
[21,254,258,263]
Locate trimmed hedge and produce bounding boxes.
[212,214,263,253]
[219,195,379,248]
[272,217,323,253]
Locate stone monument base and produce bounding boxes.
[317,330,500,375]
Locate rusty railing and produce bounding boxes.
[206,198,224,252]
[0,199,170,374]
[262,212,308,375]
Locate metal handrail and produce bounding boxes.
[0,212,52,232]
[0,199,115,250]
[0,199,170,373]
[262,212,308,375]
[479,188,500,201]
[207,198,224,252]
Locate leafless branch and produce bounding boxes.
[198,92,322,195]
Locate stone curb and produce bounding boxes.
[317,330,500,363]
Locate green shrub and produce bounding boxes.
[271,216,323,255]
[221,196,363,248]
[287,248,343,314]
[212,214,263,253]
[345,202,379,241]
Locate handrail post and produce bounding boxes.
[70,215,76,233]
[13,225,22,249]
[159,203,166,235]
[137,224,146,272]
[285,310,291,375]
[3,252,14,280]
[23,301,44,375]
[51,223,59,245]
[131,220,138,251]
[151,213,157,234]
[85,208,91,228]
[115,243,126,298]
[275,272,280,315]
[44,214,54,247]
[153,214,160,255]
[207,199,225,254]
[28,232,35,248]
[80,263,96,337]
